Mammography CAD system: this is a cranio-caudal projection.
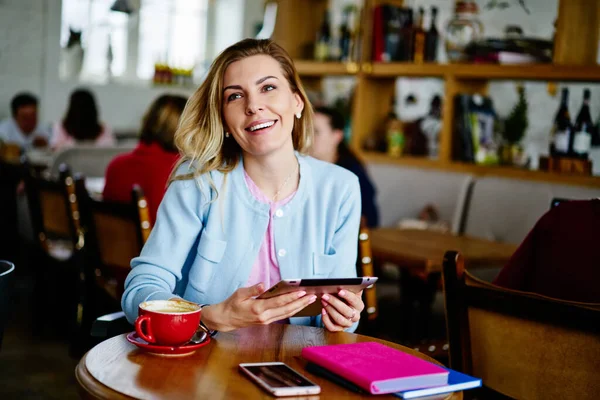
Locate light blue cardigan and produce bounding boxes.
[121,154,362,331]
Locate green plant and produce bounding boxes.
[503,85,528,144]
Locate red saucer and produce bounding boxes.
[126,332,211,356]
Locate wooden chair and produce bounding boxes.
[358,219,378,321]
[442,250,600,400]
[23,162,87,346]
[78,183,151,303]
[77,184,151,339]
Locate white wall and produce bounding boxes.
[0,0,46,121]
[0,0,257,133]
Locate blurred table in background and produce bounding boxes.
[370,228,517,344]
[371,228,517,276]
[85,177,105,199]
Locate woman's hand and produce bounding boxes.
[321,289,364,332]
[202,283,317,332]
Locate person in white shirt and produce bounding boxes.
[0,93,51,151]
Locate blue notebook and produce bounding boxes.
[394,368,481,399]
[306,362,480,399]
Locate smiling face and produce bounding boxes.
[221,55,304,158]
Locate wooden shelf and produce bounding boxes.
[451,63,600,81]
[361,151,600,188]
[294,61,600,81]
[366,63,600,81]
[368,63,450,78]
[294,61,358,76]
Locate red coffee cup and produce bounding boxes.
[134,299,201,346]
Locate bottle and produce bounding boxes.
[445,1,483,62]
[413,7,426,63]
[398,8,414,61]
[383,99,404,157]
[573,89,593,159]
[314,10,331,61]
[425,6,439,62]
[339,11,351,62]
[549,88,572,157]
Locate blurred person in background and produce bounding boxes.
[51,88,114,151]
[103,94,187,223]
[0,92,51,150]
[311,106,379,228]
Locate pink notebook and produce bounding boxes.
[301,342,448,394]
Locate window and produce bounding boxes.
[61,0,128,81]
[60,0,209,83]
[137,0,209,80]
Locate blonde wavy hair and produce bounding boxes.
[170,38,314,185]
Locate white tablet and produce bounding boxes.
[257,277,378,317]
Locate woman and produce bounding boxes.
[103,95,186,223]
[122,39,364,333]
[311,106,379,228]
[51,88,114,151]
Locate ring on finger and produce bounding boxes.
[348,308,356,321]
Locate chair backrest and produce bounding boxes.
[78,183,151,300]
[463,177,600,244]
[442,251,600,400]
[23,162,84,253]
[366,163,473,233]
[0,142,22,163]
[50,145,135,178]
[0,260,15,350]
[358,218,377,320]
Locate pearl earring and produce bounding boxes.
[295,112,301,119]
[225,131,230,138]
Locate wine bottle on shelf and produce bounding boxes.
[424,6,439,62]
[413,7,426,63]
[549,88,573,157]
[573,89,593,159]
[339,10,351,62]
[398,8,414,61]
[314,10,331,61]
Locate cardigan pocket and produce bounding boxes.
[188,232,227,294]
[312,253,338,277]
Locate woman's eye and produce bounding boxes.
[227,93,241,102]
[263,84,276,92]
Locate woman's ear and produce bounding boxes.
[333,129,344,145]
[294,93,304,115]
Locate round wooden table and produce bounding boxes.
[76,324,462,399]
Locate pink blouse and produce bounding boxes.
[244,169,297,289]
[51,122,115,151]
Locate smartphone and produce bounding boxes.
[239,362,321,397]
[257,277,378,317]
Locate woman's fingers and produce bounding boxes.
[322,302,353,328]
[337,290,364,313]
[260,294,317,324]
[321,293,355,320]
[321,308,344,332]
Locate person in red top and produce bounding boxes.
[493,199,600,303]
[103,95,187,224]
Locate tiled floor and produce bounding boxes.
[0,269,448,400]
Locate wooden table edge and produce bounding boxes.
[75,332,464,400]
[75,352,135,400]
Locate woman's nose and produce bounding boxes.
[245,94,264,115]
